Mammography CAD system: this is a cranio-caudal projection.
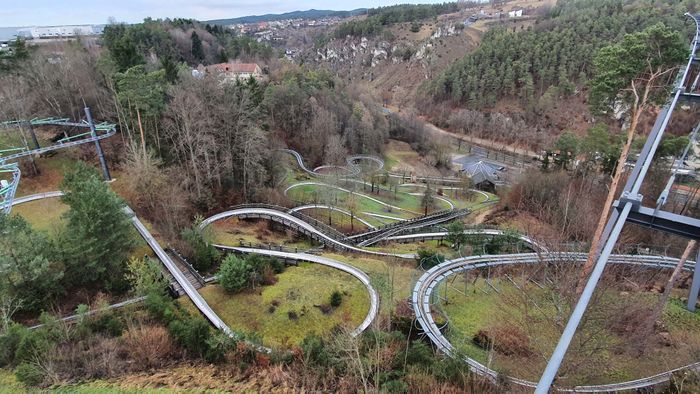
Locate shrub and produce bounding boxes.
[15,362,43,386]
[0,323,29,366]
[330,291,343,308]
[182,223,220,272]
[218,255,252,293]
[473,326,532,356]
[145,292,177,323]
[403,341,433,367]
[382,379,409,393]
[204,330,238,363]
[300,334,330,367]
[122,324,175,368]
[14,330,53,364]
[248,254,285,274]
[288,310,298,320]
[168,316,212,358]
[416,249,445,269]
[472,329,492,350]
[431,353,471,386]
[89,312,125,337]
[391,300,415,335]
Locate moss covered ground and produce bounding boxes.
[191,262,370,347]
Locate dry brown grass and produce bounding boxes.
[121,323,178,369]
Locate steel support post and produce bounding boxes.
[687,248,700,311]
[84,107,111,181]
[535,203,632,393]
[26,121,40,149]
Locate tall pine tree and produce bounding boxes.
[191,31,205,63]
[59,162,135,290]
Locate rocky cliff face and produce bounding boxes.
[312,22,464,70]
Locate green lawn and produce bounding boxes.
[302,208,371,232]
[322,252,419,313]
[11,197,68,235]
[192,262,370,347]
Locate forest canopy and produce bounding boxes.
[429,0,693,109]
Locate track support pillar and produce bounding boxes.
[84,107,111,181]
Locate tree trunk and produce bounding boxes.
[646,240,697,334]
[576,89,646,295]
[136,107,146,155]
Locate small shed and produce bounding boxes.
[462,160,501,192]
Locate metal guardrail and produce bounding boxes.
[29,296,147,330]
[200,207,415,259]
[350,208,471,245]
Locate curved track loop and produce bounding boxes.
[280,149,384,178]
[12,193,380,342]
[280,148,467,186]
[199,206,415,259]
[285,181,419,215]
[213,245,379,337]
[412,252,699,392]
[289,204,376,229]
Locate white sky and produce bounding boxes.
[0,0,450,27]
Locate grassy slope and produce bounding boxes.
[322,252,418,312]
[189,262,370,347]
[439,276,700,385]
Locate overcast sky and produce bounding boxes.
[0,0,449,27]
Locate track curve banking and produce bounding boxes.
[280,149,384,178]
[412,253,699,392]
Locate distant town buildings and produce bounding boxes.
[465,8,525,25]
[16,25,103,40]
[192,62,263,82]
[228,16,344,43]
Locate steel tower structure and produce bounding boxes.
[0,107,115,214]
[536,13,700,393]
